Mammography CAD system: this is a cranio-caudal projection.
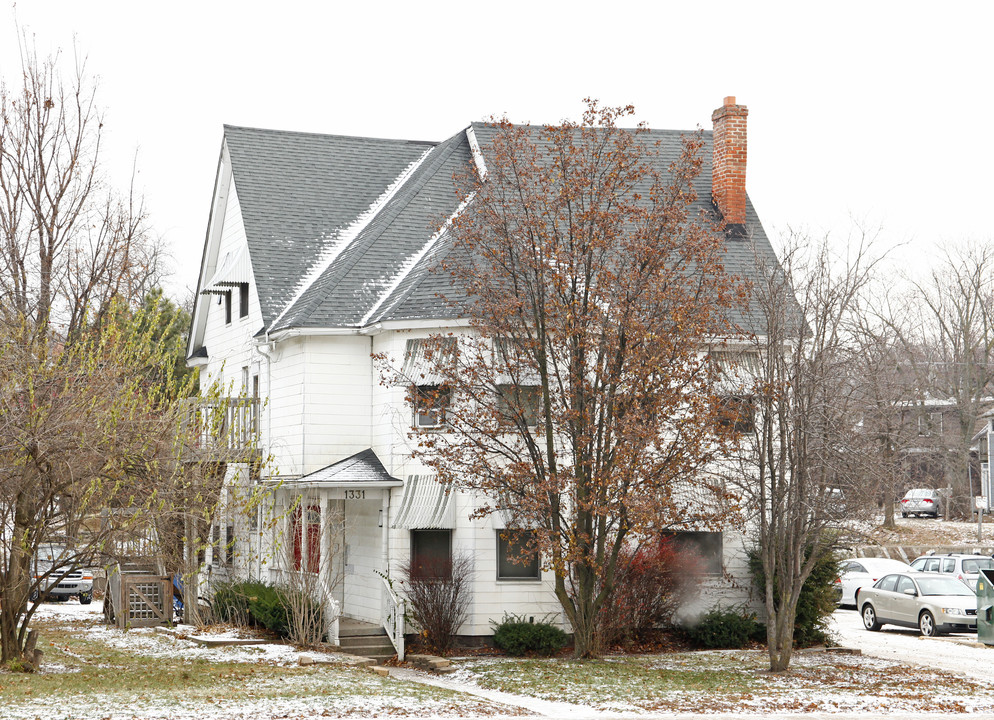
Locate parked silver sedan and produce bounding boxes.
[858,572,976,636]
[900,488,943,517]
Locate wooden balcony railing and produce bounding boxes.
[181,397,260,462]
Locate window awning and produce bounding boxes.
[392,475,454,529]
[494,336,540,385]
[713,351,761,393]
[201,246,252,295]
[401,338,457,385]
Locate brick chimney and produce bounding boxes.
[711,96,748,236]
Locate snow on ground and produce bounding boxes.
[830,606,994,681]
[31,598,349,667]
[19,599,994,718]
[864,515,994,550]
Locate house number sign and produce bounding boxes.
[344,489,366,500]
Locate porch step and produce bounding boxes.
[338,620,395,661]
[338,636,396,662]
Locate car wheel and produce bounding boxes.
[919,610,938,637]
[29,589,39,603]
[79,591,92,605]
[901,512,908,518]
[862,604,881,631]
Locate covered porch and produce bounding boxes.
[271,449,404,652]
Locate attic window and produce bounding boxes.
[239,284,249,319]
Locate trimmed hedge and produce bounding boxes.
[492,615,569,656]
[683,608,765,649]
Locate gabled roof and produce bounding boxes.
[296,449,402,486]
[223,125,441,328]
[205,120,784,339]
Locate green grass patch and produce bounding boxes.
[459,654,758,708]
[0,618,517,719]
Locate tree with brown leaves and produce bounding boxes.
[386,102,745,657]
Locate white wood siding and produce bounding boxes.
[198,179,265,400]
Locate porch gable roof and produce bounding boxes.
[297,449,402,486]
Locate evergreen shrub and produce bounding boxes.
[492,614,569,656]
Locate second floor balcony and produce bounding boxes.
[181,397,260,462]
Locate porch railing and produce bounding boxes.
[380,576,405,661]
[180,397,260,461]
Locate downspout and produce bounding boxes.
[254,333,276,580]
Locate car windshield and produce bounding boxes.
[916,576,975,596]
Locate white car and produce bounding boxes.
[32,544,94,604]
[910,553,994,591]
[858,572,977,636]
[835,557,912,607]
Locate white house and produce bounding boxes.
[186,97,781,653]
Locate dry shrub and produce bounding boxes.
[400,553,472,655]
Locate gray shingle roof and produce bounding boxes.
[224,122,784,335]
[297,449,402,485]
[223,125,437,327]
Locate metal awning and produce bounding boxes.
[392,475,454,529]
[201,246,252,295]
[713,351,761,393]
[401,338,457,385]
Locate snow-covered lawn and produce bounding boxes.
[452,649,994,715]
[11,601,994,718]
[3,600,523,719]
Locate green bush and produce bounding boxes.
[748,546,840,647]
[211,580,323,641]
[492,614,569,656]
[683,608,765,649]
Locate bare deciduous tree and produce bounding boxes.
[736,231,880,672]
[0,301,188,665]
[0,34,162,339]
[889,244,994,518]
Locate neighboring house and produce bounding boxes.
[186,97,782,649]
[895,393,990,505]
[971,408,994,510]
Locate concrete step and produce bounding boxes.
[338,635,396,661]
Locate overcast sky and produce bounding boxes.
[0,1,990,300]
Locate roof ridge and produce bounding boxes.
[224,124,439,147]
